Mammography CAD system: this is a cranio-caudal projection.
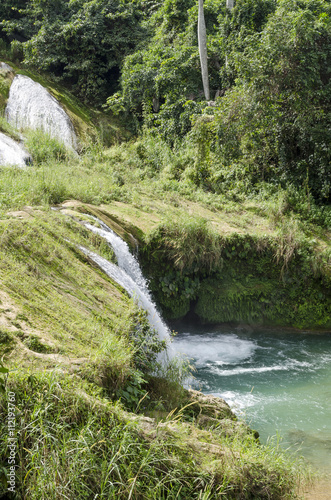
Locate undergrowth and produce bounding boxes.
[140,214,331,327]
[0,128,330,231]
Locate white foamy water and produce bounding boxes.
[174,333,256,366]
[79,220,174,358]
[0,131,31,167]
[213,390,260,411]
[84,221,147,293]
[209,359,314,376]
[6,75,77,150]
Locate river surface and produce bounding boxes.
[172,323,331,473]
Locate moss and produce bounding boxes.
[0,211,136,372]
[24,335,54,353]
[141,228,331,329]
[153,292,190,320]
[77,204,140,249]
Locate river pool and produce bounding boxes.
[172,323,331,474]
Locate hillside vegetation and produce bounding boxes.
[0,127,324,497]
[0,0,330,497]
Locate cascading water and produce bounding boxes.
[85,220,148,293]
[0,131,31,167]
[5,75,78,150]
[81,219,174,358]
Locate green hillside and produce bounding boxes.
[1,0,330,497]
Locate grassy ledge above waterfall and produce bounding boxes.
[59,197,331,331]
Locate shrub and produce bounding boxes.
[25,130,71,165]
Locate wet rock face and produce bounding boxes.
[5,75,78,150]
[0,132,31,168]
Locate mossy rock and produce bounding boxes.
[75,203,140,250]
[185,390,236,421]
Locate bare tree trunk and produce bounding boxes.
[198,0,210,101]
[225,0,234,67]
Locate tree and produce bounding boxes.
[214,0,331,202]
[1,0,147,104]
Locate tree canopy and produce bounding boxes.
[1,0,147,103]
[0,0,330,201]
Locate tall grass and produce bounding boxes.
[24,130,73,165]
[0,115,21,142]
[0,371,306,499]
[145,214,223,272]
[1,126,330,235]
[0,158,127,211]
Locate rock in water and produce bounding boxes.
[5,75,78,150]
[0,132,31,168]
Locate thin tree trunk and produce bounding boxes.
[198,0,210,101]
[225,0,234,67]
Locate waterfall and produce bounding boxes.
[0,131,31,168]
[85,220,148,294]
[81,219,174,357]
[5,75,78,150]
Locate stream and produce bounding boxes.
[172,322,331,474]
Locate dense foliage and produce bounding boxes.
[1,0,147,103]
[140,214,331,326]
[217,0,331,202]
[0,0,330,198]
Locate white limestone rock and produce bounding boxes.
[0,62,14,74]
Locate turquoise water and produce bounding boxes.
[172,324,331,472]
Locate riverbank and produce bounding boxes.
[300,476,331,499]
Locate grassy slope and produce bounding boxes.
[0,210,133,371]
[0,135,330,329]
